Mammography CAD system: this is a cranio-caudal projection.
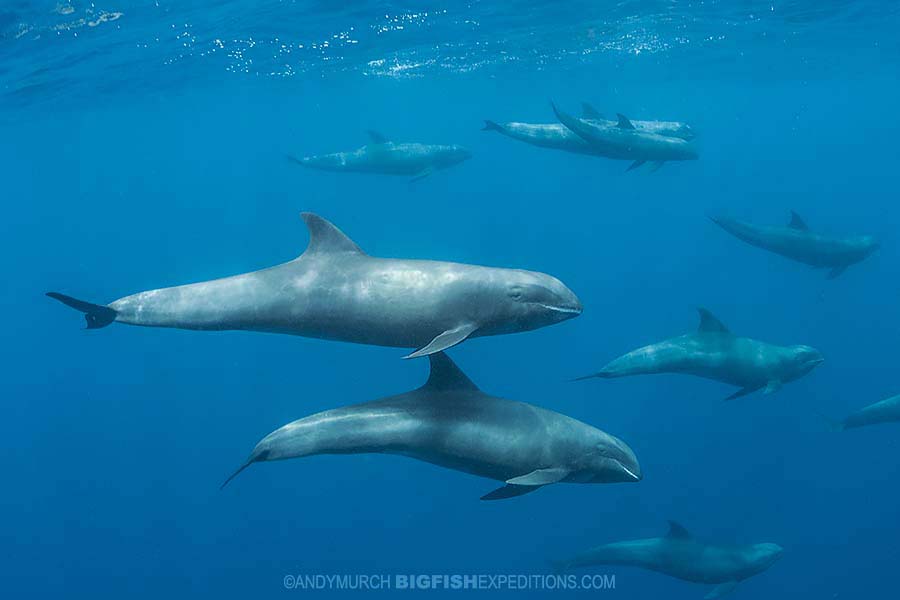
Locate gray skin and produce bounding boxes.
[555,521,783,599]
[830,394,900,431]
[288,131,471,181]
[577,308,824,401]
[221,352,642,500]
[551,103,699,170]
[483,102,695,157]
[47,213,582,359]
[711,212,879,279]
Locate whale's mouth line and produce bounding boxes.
[536,303,582,315]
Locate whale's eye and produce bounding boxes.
[508,285,524,300]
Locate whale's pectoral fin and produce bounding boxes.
[616,113,636,130]
[626,160,646,172]
[763,380,782,395]
[409,167,433,183]
[506,467,571,486]
[704,581,739,599]
[723,386,761,401]
[46,292,118,329]
[480,484,542,501]
[649,161,666,172]
[827,265,848,279]
[404,323,479,359]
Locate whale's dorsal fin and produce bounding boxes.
[422,352,480,392]
[300,213,365,255]
[366,130,389,144]
[581,102,604,120]
[788,210,809,231]
[666,521,692,539]
[697,308,729,333]
[616,113,636,130]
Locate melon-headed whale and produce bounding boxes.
[483,102,695,157]
[576,308,823,400]
[551,102,698,171]
[47,213,582,358]
[288,131,471,181]
[221,352,641,499]
[710,211,879,279]
[553,521,782,599]
[825,394,900,431]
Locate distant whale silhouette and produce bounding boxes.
[551,102,698,171]
[553,521,783,599]
[222,352,641,500]
[483,101,694,158]
[576,308,823,400]
[47,213,582,358]
[288,131,471,181]
[825,394,900,431]
[711,211,879,279]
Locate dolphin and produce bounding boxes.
[825,394,900,431]
[47,213,582,358]
[483,102,695,157]
[576,308,824,400]
[710,211,879,279]
[553,521,783,599]
[288,131,471,182]
[221,352,642,499]
[551,102,699,171]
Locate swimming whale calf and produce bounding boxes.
[551,102,699,171]
[47,213,582,358]
[553,521,782,599]
[483,102,695,157]
[576,308,823,400]
[825,394,900,431]
[221,352,641,499]
[288,131,471,181]
[710,212,879,279]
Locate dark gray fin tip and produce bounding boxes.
[626,159,646,172]
[366,130,388,144]
[616,113,636,129]
[788,210,809,231]
[666,520,692,539]
[580,101,603,120]
[220,450,270,490]
[300,213,365,255]
[697,307,729,333]
[286,154,309,167]
[46,292,117,329]
[423,352,480,392]
[482,120,502,132]
[480,483,542,501]
[571,372,609,382]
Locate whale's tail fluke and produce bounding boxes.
[286,154,310,167]
[220,449,269,490]
[46,292,117,329]
[571,371,612,382]
[481,120,502,132]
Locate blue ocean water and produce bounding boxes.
[2,1,899,597]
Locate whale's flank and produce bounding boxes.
[46,292,117,329]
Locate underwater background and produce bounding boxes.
[2,1,899,597]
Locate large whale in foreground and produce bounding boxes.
[553,521,782,599]
[710,211,879,279]
[47,213,582,358]
[551,103,699,171]
[576,309,823,400]
[288,131,471,181]
[826,394,900,431]
[483,102,695,157]
[221,352,641,499]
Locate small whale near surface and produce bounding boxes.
[710,211,879,279]
[576,308,824,401]
[47,213,582,358]
[824,393,900,431]
[221,352,642,499]
[553,521,783,599]
[288,130,471,182]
